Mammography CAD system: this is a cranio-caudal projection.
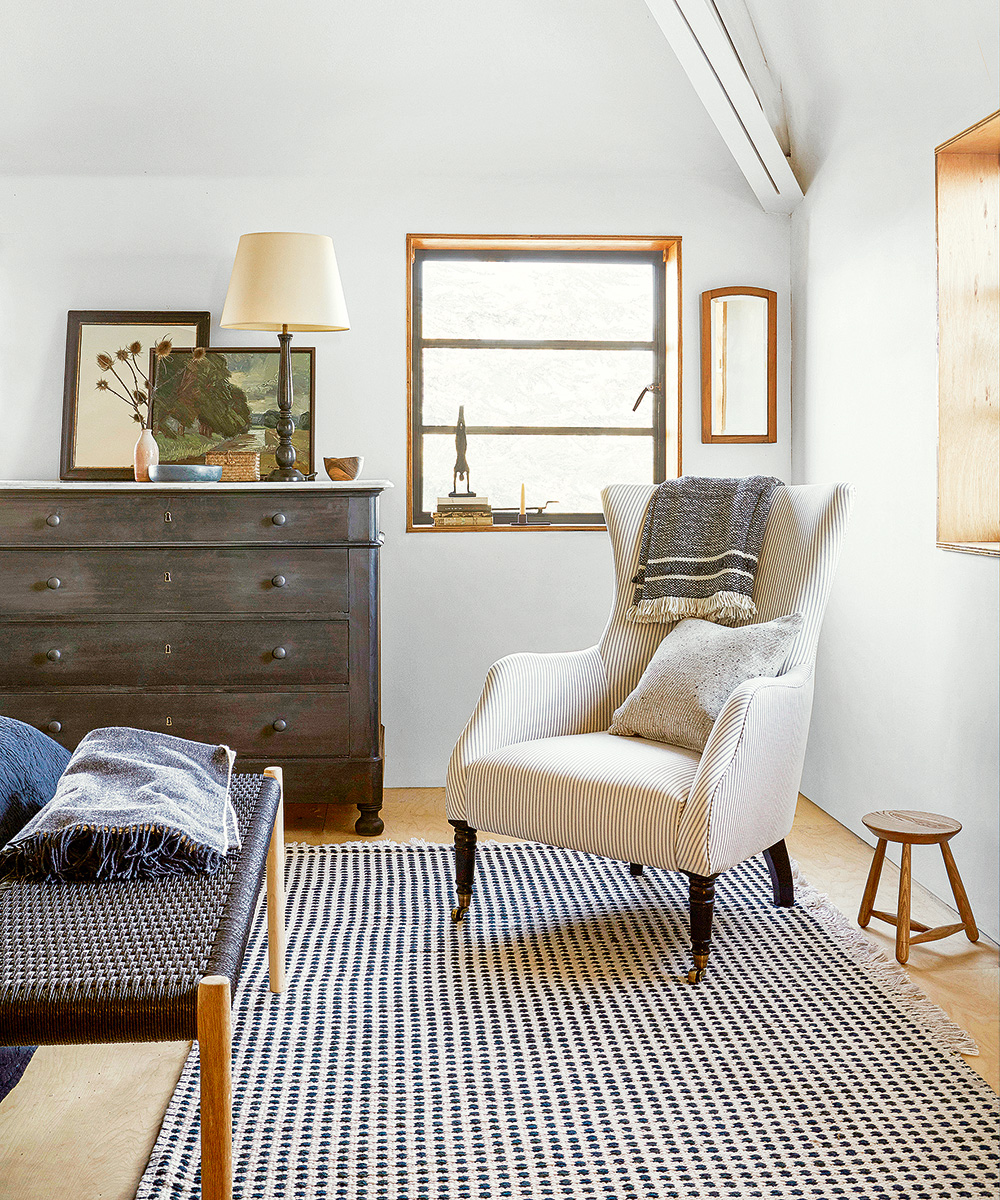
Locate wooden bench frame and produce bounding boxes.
[1,765,287,1200]
[197,765,287,1200]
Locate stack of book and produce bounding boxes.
[432,496,493,528]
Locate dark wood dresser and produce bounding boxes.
[0,480,390,834]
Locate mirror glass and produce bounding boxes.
[701,289,776,443]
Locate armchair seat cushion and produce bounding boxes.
[465,731,701,871]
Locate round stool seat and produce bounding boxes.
[862,809,961,845]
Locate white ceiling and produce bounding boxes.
[2,0,739,182]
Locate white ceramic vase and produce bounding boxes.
[133,427,159,482]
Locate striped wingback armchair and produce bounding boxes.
[445,482,854,982]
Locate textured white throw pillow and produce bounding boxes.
[609,613,803,751]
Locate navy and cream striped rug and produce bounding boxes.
[138,843,998,1199]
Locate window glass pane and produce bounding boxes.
[421,259,654,341]
[421,433,652,516]
[422,348,655,428]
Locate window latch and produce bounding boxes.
[633,382,661,412]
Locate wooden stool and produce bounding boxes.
[858,809,979,964]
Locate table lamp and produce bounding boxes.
[221,232,350,481]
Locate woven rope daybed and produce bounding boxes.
[0,766,287,1200]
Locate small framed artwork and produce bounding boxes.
[150,347,315,476]
[60,310,211,479]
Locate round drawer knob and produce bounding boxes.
[46,721,62,734]
[46,576,62,590]
[46,648,62,662]
[271,575,287,588]
[45,514,61,527]
[271,513,287,526]
[272,719,287,732]
[272,646,287,659]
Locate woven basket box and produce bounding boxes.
[205,451,260,482]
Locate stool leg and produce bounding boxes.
[858,839,887,927]
[198,976,233,1200]
[896,844,911,964]
[940,841,979,943]
[264,766,287,993]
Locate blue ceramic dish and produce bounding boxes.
[147,464,224,483]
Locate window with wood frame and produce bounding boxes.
[407,235,681,530]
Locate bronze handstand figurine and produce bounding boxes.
[450,405,476,496]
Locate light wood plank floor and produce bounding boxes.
[1,791,995,1200]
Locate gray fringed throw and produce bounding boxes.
[0,727,239,882]
[628,475,781,626]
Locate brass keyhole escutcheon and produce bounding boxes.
[164,571,172,583]
[164,644,171,655]
[163,511,172,523]
[166,716,173,727]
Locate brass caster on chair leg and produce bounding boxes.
[687,953,709,985]
[451,892,472,924]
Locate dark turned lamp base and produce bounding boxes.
[267,328,306,483]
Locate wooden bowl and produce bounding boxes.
[324,456,364,481]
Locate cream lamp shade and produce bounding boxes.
[220,232,350,332]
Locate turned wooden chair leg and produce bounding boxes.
[762,840,795,907]
[198,976,233,1200]
[264,766,286,994]
[858,838,887,927]
[896,843,912,964]
[449,820,477,923]
[940,840,979,943]
[686,873,718,984]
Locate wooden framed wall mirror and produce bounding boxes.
[701,287,777,443]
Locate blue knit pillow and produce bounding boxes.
[0,716,71,849]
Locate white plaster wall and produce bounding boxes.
[747,0,1000,937]
[0,171,790,786]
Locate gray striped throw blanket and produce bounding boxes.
[0,727,239,882]
[628,475,781,626]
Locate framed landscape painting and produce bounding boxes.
[60,310,211,480]
[150,347,315,476]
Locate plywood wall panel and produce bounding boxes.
[936,140,1000,546]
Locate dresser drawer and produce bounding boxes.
[0,548,348,615]
[2,619,348,688]
[0,490,351,545]
[0,691,349,758]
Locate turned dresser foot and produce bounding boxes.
[355,806,384,836]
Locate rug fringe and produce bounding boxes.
[791,862,979,1057]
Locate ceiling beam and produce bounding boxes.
[710,0,791,156]
[644,0,803,214]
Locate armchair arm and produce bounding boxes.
[445,646,610,821]
[676,665,815,876]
